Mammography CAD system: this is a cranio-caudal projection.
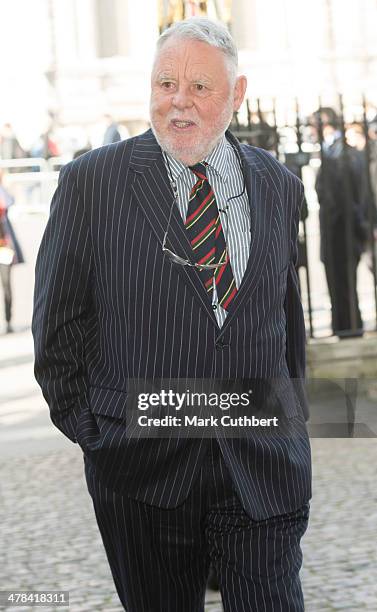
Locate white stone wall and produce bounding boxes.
[232,0,377,104]
[1,0,376,143]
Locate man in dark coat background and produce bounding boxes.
[314,107,370,337]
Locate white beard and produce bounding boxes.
[150,102,234,166]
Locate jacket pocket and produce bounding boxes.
[89,385,128,420]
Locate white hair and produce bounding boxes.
[156,17,238,81]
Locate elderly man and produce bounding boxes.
[32,17,311,612]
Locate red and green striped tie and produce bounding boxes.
[186,162,237,310]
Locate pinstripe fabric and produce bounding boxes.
[84,439,309,612]
[32,129,311,521]
[163,135,250,326]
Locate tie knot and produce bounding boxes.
[189,162,207,180]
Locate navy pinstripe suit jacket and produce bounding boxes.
[32,129,312,519]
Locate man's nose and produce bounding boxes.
[171,86,193,110]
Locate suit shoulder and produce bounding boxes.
[63,134,142,180]
[241,143,303,192]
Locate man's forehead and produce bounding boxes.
[153,38,226,75]
[154,59,212,77]
[157,35,212,53]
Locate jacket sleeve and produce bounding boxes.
[284,178,309,420]
[32,161,93,442]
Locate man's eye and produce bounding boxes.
[161,81,174,89]
[194,84,206,91]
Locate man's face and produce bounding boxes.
[150,36,246,166]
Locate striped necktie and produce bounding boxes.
[185,162,238,311]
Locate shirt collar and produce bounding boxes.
[163,133,232,183]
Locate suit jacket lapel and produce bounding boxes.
[130,130,219,326]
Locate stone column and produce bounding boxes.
[117,0,159,61]
[231,0,258,51]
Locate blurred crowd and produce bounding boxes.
[0,114,129,164]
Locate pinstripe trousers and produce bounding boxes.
[84,439,310,612]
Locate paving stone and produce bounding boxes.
[1,439,377,610]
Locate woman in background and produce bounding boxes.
[0,169,24,333]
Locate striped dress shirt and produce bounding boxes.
[163,134,251,327]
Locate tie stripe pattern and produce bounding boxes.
[186,162,237,310]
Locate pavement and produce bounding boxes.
[1,328,377,611]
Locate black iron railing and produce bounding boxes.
[230,96,377,339]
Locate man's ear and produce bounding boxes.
[233,75,247,112]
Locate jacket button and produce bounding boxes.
[215,340,230,350]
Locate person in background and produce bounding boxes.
[0,123,26,160]
[102,114,122,144]
[30,131,60,160]
[0,170,24,333]
[364,116,377,276]
[314,108,369,338]
[368,116,377,215]
[73,143,92,160]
